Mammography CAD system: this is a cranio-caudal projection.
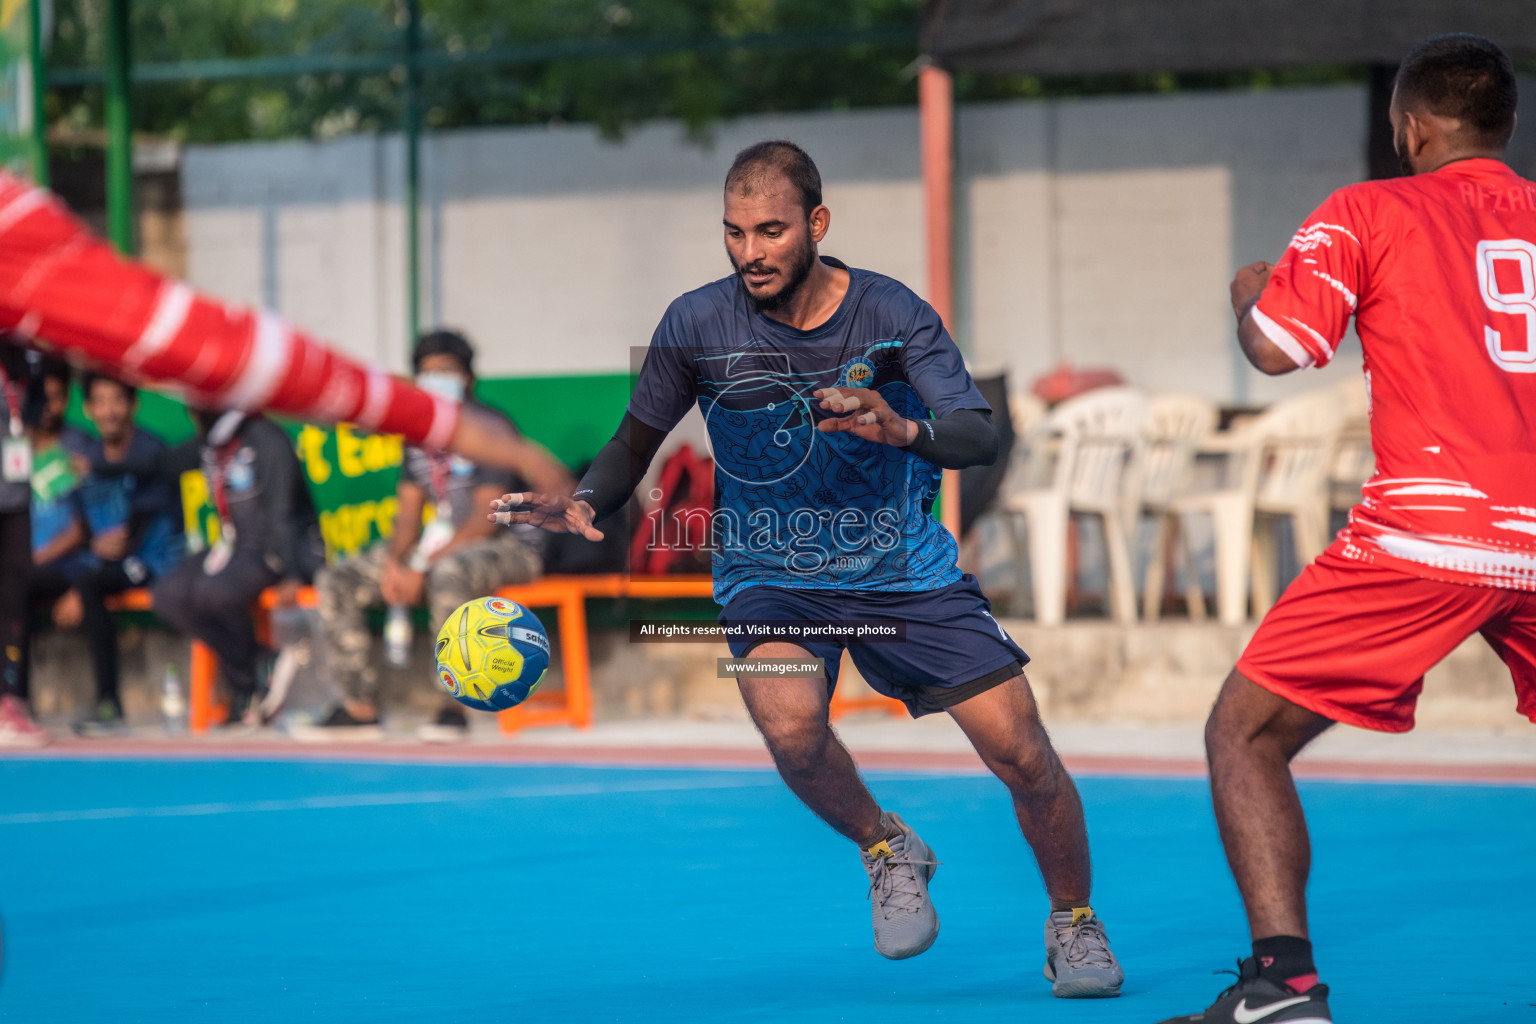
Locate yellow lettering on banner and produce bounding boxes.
[336,424,404,477]
[337,423,366,478]
[319,508,342,555]
[180,470,208,537]
[344,504,368,552]
[319,497,403,557]
[321,506,361,555]
[179,469,220,544]
[296,425,332,485]
[360,432,402,473]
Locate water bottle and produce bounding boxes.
[161,663,187,733]
[384,605,412,668]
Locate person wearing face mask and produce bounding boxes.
[301,330,547,741]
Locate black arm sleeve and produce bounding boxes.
[574,411,667,523]
[904,407,998,470]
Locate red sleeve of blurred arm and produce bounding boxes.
[0,172,458,449]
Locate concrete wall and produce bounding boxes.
[181,81,1536,406]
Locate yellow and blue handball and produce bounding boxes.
[434,597,551,712]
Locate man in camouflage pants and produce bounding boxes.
[301,331,546,741]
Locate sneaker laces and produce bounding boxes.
[1209,958,1263,1001]
[862,837,937,918]
[1054,914,1117,970]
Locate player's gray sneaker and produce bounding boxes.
[1043,908,1123,997]
[860,813,939,959]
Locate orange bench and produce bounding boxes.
[104,572,902,733]
[492,573,715,733]
[103,575,718,734]
[490,574,903,728]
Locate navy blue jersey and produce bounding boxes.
[629,258,987,605]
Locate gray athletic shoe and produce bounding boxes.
[860,813,939,960]
[1043,909,1124,998]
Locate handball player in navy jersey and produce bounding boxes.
[494,141,1122,995]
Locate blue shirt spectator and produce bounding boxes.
[66,426,183,582]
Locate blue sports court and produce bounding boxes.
[1,755,1531,1023]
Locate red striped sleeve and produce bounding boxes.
[0,170,457,449]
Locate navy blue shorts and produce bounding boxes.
[718,574,1029,717]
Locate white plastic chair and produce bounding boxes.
[1004,392,1051,491]
[965,392,1049,611]
[1001,387,1147,625]
[1009,392,1049,437]
[1138,394,1219,621]
[1167,389,1345,625]
[1328,375,1374,516]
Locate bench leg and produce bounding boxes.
[560,591,592,729]
[497,593,593,735]
[188,642,218,734]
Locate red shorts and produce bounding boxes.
[1238,544,1536,732]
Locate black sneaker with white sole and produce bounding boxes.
[1157,957,1331,1024]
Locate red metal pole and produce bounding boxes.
[920,63,962,541]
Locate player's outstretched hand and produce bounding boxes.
[488,493,604,542]
[814,387,917,448]
[1230,260,1275,319]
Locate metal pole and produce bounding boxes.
[920,63,961,541]
[28,0,47,186]
[103,0,132,253]
[403,0,422,347]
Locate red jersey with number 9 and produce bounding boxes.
[1253,158,1536,591]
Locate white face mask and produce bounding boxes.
[415,372,467,402]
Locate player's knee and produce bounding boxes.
[987,735,1059,796]
[758,717,832,774]
[1204,669,1322,764]
[1204,672,1253,758]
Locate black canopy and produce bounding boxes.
[922,0,1536,76]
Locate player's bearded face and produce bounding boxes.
[732,228,816,312]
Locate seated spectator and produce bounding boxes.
[99,406,324,728]
[7,356,86,744]
[0,345,58,746]
[28,356,85,576]
[37,373,183,736]
[304,330,546,741]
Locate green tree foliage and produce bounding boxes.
[47,1,1386,145]
[48,0,925,143]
